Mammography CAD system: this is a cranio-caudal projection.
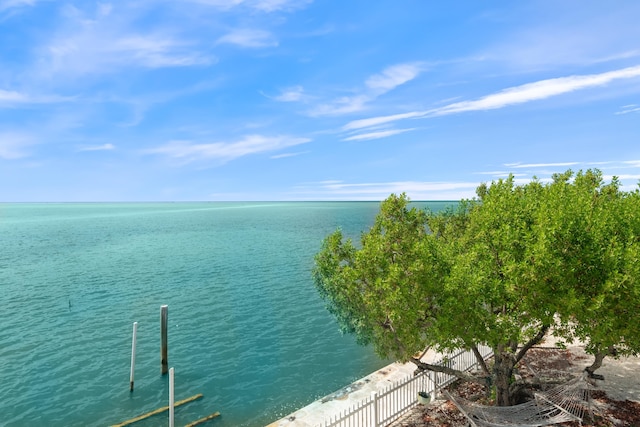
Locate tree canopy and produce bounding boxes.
[313,170,640,406]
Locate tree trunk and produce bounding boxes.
[493,325,549,406]
[585,345,616,380]
[493,350,516,406]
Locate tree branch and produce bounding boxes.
[410,357,489,388]
[471,344,491,376]
[514,324,550,364]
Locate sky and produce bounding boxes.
[1,0,640,202]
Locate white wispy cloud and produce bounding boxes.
[503,162,580,169]
[216,29,277,48]
[185,0,311,12]
[77,143,115,152]
[184,0,244,9]
[0,89,29,103]
[0,89,71,107]
[604,174,640,181]
[297,180,480,200]
[0,0,37,12]
[320,180,478,194]
[111,35,214,67]
[343,65,640,131]
[270,151,307,159]
[147,134,311,163]
[473,160,640,193]
[480,2,640,71]
[343,111,424,131]
[46,33,213,75]
[343,128,415,141]
[38,5,214,79]
[310,95,370,116]
[475,171,528,177]
[273,86,304,102]
[250,0,312,12]
[433,65,640,116]
[306,160,640,200]
[616,104,640,114]
[365,63,422,93]
[309,62,423,116]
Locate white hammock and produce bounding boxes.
[445,375,594,427]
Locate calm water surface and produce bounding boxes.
[0,201,452,426]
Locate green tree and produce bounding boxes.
[313,170,640,406]
[535,171,640,377]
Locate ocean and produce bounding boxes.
[0,201,453,426]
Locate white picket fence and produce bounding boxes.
[318,345,493,427]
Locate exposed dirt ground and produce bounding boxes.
[391,346,640,427]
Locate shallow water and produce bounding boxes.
[0,201,452,426]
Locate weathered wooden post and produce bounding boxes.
[169,367,175,427]
[161,305,168,375]
[130,322,138,391]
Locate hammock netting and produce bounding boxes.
[445,375,594,427]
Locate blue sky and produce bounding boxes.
[1,0,640,201]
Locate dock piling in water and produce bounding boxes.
[110,394,203,427]
[130,322,138,392]
[169,367,175,427]
[185,412,221,427]
[160,305,168,375]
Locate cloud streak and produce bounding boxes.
[304,158,640,200]
[46,33,214,76]
[0,0,37,12]
[309,62,423,116]
[250,0,313,12]
[77,143,116,152]
[0,89,71,107]
[216,29,277,48]
[186,0,312,12]
[616,104,640,115]
[298,179,480,200]
[147,134,311,163]
[434,65,640,115]
[270,151,307,159]
[343,111,424,131]
[0,89,29,103]
[344,65,640,131]
[272,86,304,102]
[503,162,580,169]
[365,63,422,93]
[38,5,215,80]
[343,128,415,141]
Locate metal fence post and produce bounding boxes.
[372,391,379,427]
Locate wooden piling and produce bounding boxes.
[110,394,203,427]
[130,322,138,392]
[185,412,221,427]
[160,305,168,375]
[169,367,175,427]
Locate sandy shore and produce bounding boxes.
[567,344,640,402]
[536,335,640,403]
[268,340,640,427]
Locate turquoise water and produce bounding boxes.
[0,201,452,427]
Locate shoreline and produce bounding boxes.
[267,340,640,427]
[266,348,443,427]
